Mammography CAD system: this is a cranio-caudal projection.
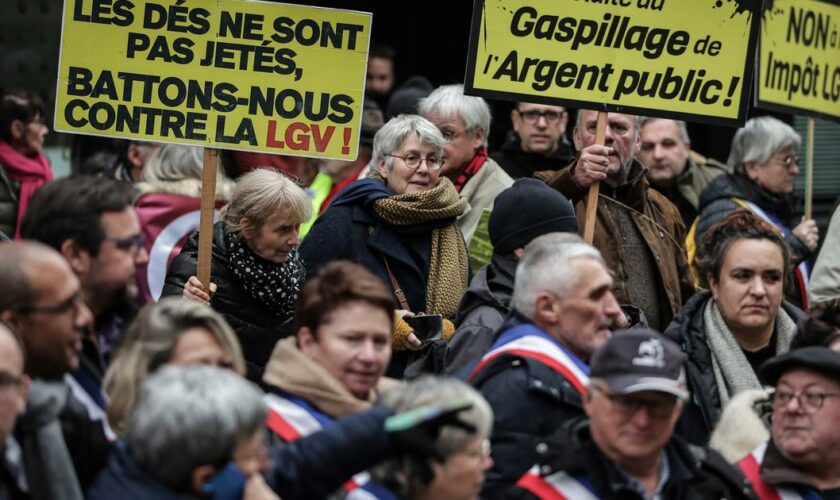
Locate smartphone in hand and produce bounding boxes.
[405,313,443,342]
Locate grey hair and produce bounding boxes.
[511,233,605,320]
[371,114,445,170]
[639,117,690,143]
[127,365,267,490]
[418,84,491,148]
[221,169,311,234]
[373,376,493,496]
[727,116,801,174]
[139,144,235,200]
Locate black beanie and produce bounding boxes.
[489,178,579,256]
[385,76,434,119]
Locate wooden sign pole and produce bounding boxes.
[805,117,815,220]
[583,111,609,244]
[197,148,218,290]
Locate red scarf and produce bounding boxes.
[453,147,488,193]
[0,141,53,238]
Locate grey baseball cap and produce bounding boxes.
[590,329,689,401]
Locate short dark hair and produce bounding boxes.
[790,300,840,350]
[369,44,396,62]
[20,176,137,256]
[697,209,790,287]
[0,91,46,143]
[296,261,396,337]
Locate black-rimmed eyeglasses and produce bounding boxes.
[517,109,565,124]
[773,389,840,413]
[17,291,83,316]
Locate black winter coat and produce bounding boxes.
[90,406,398,500]
[299,180,465,377]
[508,418,758,500]
[664,292,803,446]
[444,255,516,375]
[490,132,574,180]
[162,222,295,382]
[471,316,587,499]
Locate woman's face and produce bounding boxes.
[423,438,492,500]
[298,301,392,400]
[169,327,231,369]
[745,146,800,194]
[12,114,48,157]
[709,238,785,338]
[241,214,300,264]
[377,134,441,195]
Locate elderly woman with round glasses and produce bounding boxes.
[300,114,470,376]
[695,116,818,309]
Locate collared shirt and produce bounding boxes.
[612,452,670,500]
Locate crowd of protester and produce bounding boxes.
[2,43,840,500]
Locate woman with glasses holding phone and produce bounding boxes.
[694,116,817,310]
[300,115,470,377]
[665,210,803,447]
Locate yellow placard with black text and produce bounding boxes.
[757,0,840,122]
[464,0,761,126]
[54,0,371,159]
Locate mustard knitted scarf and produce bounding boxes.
[369,173,469,319]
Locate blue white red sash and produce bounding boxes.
[468,324,590,395]
[517,465,599,499]
[264,392,395,500]
[737,442,821,500]
[734,198,811,311]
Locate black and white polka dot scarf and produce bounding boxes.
[225,230,305,321]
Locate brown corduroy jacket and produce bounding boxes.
[536,160,695,327]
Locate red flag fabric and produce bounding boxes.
[135,192,225,303]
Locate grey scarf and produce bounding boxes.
[15,380,84,500]
[704,301,796,408]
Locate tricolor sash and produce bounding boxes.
[737,442,821,500]
[468,324,590,395]
[733,198,811,311]
[264,392,395,500]
[517,465,599,499]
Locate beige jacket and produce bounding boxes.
[811,205,840,303]
[457,157,513,246]
[262,337,399,418]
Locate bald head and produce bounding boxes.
[0,241,91,379]
[0,241,71,312]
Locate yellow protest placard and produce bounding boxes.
[465,0,761,126]
[54,0,371,159]
[757,0,840,122]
